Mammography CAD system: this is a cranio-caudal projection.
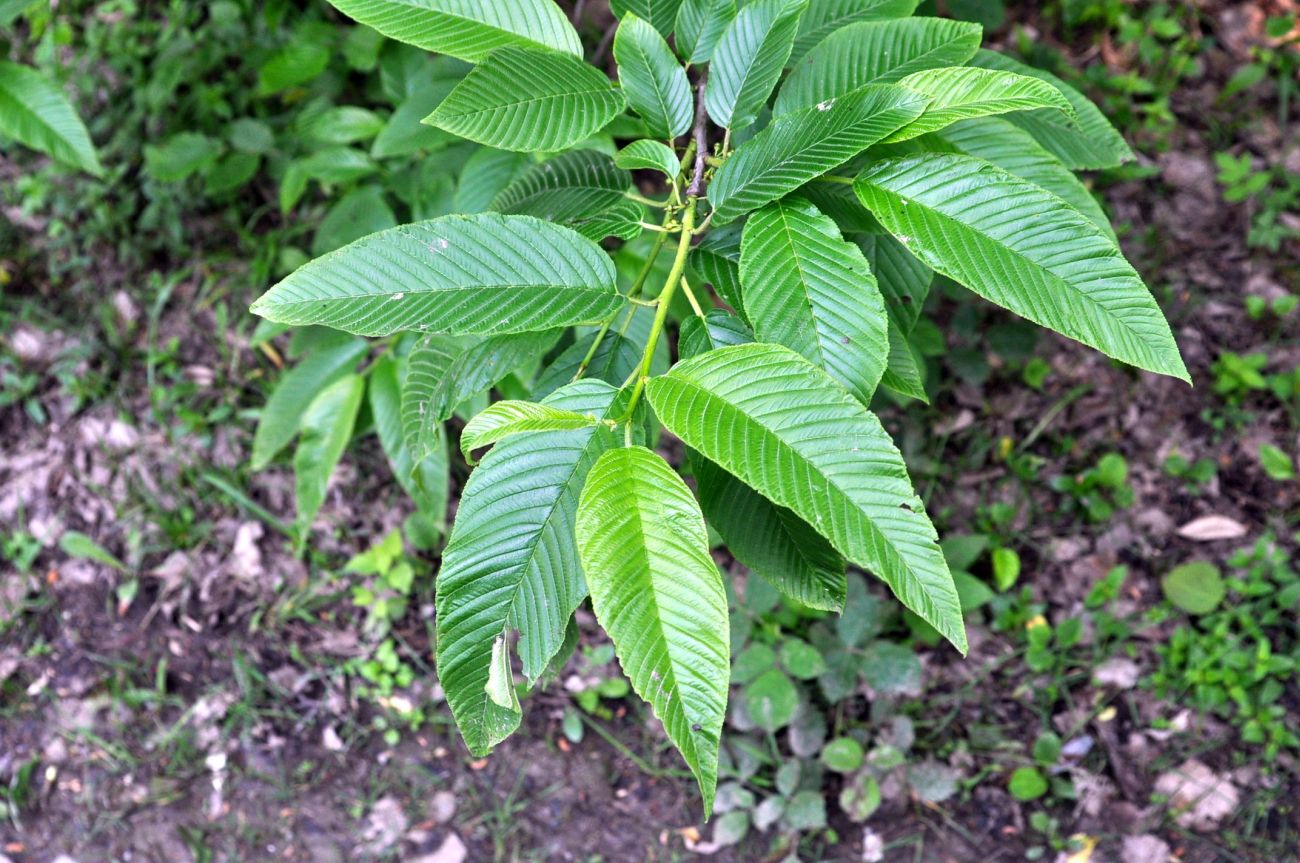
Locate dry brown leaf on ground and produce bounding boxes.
[1154,759,1240,830]
[1176,515,1248,541]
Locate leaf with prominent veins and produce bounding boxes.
[576,446,730,816]
[647,343,967,653]
[250,214,622,337]
[436,381,623,755]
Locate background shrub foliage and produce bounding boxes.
[237,0,1186,814]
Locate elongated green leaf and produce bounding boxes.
[646,343,967,652]
[324,0,582,61]
[776,18,981,115]
[694,456,846,610]
[533,331,642,398]
[970,49,1133,169]
[852,233,930,402]
[252,337,369,470]
[615,13,694,139]
[403,331,559,461]
[0,61,102,176]
[679,308,754,358]
[425,46,625,153]
[611,0,686,36]
[490,150,630,223]
[676,0,737,63]
[454,147,529,213]
[854,156,1187,381]
[371,80,457,158]
[294,375,365,537]
[568,198,646,242]
[742,198,888,402]
[708,83,926,224]
[690,224,746,315]
[370,356,450,521]
[250,214,622,337]
[461,401,600,463]
[436,381,622,754]
[936,117,1115,241]
[575,446,729,815]
[616,140,681,178]
[705,0,809,130]
[788,0,920,64]
[886,67,1074,142]
[401,335,468,462]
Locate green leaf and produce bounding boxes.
[436,381,622,754]
[615,140,681,178]
[690,225,746,315]
[853,156,1188,381]
[821,737,865,772]
[936,117,1116,241]
[614,13,694,139]
[676,0,737,63]
[693,456,846,610]
[300,105,386,145]
[1258,443,1295,480]
[1161,561,1226,615]
[679,308,755,359]
[425,46,625,153]
[740,197,889,403]
[453,147,529,213]
[969,49,1133,169]
[312,187,398,256]
[324,0,582,61]
[775,18,981,115]
[294,375,365,538]
[992,546,1020,591]
[256,36,330,96]
[490,150,631,224]
[611,0,685,37]
[1009,767,1049,801]
[371,80,458,158]
[575,446,729,815]
[568,197,647,242]
[744,668,799,731]
[59,531,127,573]
[369,356,449,522]
[705,0,809,131]
[788,0,921,64]
[708,83,926,224]
[886,66,1075,142]
[401,335,468,463]
[403,331,560,461]
[461,401,601,463]
[250,213,622,338]
[647,344,967,652]
[854,230,932,332]
[252,337,369,470]
[533,331,642,398]
[144,132,220,182]
[779,638,827,679]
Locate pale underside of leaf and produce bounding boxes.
[249,214,621,337]
[708,83,927,224]
[647,343,967,652]
[425,46,625,153]
[575,446,730,816]
[324,0,582,61]
[776,17,982,115]
[741,197,889,403]
[435,381,622,755]
[461,400,601,463]
[854,155,1188,381]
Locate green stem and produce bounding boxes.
[620,199,697,422]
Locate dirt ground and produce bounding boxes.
[2,4,1299,863]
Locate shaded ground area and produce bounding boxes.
[2,2,1299,862]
